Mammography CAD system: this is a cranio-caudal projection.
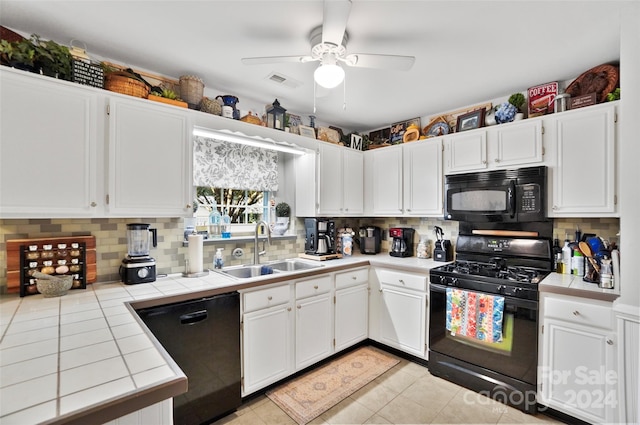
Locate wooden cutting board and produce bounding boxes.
[298,253,343,261]
[6,236,97,294]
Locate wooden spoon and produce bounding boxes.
[579,241,600,273]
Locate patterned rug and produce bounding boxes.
[266,346,399,424]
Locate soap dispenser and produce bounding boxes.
[214,248,224,269]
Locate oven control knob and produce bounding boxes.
[137,268,150,279]
[450,277,458,287]
[497,285,505,294]
[439,275,447,285]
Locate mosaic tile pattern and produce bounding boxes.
[0,217,620,292]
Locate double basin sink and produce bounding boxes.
[214,259,323,279]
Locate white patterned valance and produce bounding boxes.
[193,136,278,191]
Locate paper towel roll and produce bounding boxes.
[187,234,204,274]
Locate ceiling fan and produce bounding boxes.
[241,0,416,89]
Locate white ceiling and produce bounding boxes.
[0,0,623,132]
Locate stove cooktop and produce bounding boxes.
[434,260,548,284]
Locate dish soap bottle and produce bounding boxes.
[221,209,231,239]
[209,202,221,238]
[562,239,572,275]
[214,248,224,269]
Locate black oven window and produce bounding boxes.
[452,190,506,211]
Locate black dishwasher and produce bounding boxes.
[136,292,241,425]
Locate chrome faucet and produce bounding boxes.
[254,220,272,265]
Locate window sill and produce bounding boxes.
[183,234,297,246]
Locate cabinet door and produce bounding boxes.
[242,303,293,395]
[490,119,543,167]
[444,131,487,173]
[372,145,403,215]
[403,139,443,216]
[107,97,191,217]
[294,151,317,217]
[540,319,616,423]
[0,70,100,217]
[335,283,369,351]
[379,284,427,358]
[317,143,343,215]
[342,149,364,215]
[551,104,616,215]
[295,293,333,370]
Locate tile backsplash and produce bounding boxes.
[0,217,620,293]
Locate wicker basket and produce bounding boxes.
[200,96,222,115]
[179,75,204,109]
[105,72,149,98]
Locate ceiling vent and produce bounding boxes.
[266,72,302,89]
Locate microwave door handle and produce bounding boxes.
[508,181,516,218]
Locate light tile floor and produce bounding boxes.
[216,350,565,425]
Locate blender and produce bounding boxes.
[120,223,157,284]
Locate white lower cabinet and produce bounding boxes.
[335,267,370,351]
[538,293,617,423]
[295,275,334,370]
[375,269,428,359]
[102,399,173,425]
[241,283,294,396]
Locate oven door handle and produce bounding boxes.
[508,180,516,219]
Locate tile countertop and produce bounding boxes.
[539,271,620,302]
[0,253,617,424]
[0,253,443,425]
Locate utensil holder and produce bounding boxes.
[582,255,600,283]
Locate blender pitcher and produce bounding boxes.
[126,223,157,257]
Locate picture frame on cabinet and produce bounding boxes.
[389,117,421,145]
[298,125,316,139]
[349,133,363,150]
[456,108,485,132]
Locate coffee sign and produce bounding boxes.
[528,82,559,117]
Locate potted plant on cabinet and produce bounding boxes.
[31,34,73,80]
[0,38,36,71]
[148,87,188,108]
[508,92,526,120]
[273,202,290,235]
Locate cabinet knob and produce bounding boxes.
[351,276,357,280]
[297,305,301,309]
[90,202,97,207]
[495,158,500,163]
[313,285,318,290]
[379,289,383,293]
[407,209,411,212]
[482,160,487,164]
[186,204,192,209]
[287,307,291,312]
[399,279,405,285]
[267,296,272,301]
[572,310,580,316]
[606,339,613,345]
[553,205,558,210]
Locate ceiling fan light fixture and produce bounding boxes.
[314,63,345,88]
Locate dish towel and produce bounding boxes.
[446,288,505,343]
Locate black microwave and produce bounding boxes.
[444,166,547,223]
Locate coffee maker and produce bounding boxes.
[389,227,415,257]
[304,218,336,255]
[358,226,382,254]
[120,223,157,284]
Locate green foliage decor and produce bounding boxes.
[275,202,290,217]
[508,92,526,113]
[0,34,72,80]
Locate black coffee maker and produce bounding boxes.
[304,218,336,255]
[389,227,414,257]
[358,226,382,254]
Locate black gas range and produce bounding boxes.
[428,234,553,414]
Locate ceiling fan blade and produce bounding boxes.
[242,55,315,65]
[344,53,415,71]
[322,0,352,46]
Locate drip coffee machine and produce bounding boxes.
[389,227,415,257]
[120,223,157,284]
[304,218,336,255]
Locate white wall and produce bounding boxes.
[617,2,640,309]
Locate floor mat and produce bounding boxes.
[266,346,399,424]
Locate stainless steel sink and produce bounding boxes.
[219,264,280,279]
[215,259,322,279]
[267,259,322,272]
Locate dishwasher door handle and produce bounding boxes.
[180,310,208,325]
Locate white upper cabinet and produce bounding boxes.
[548,103,617,217]
[296,143,363,217]
[403,139,443,216]
[0,69,102,218]
[107,97,192,217]
[488,119,544,168]
[444,130,487,174]
[369,144,403,215]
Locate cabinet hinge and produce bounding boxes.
[541,126,545,135]
[614,113,618,123]
[614,195,617,205]
[333,295,336,304]
[240,321,243,332]
[106,104,110,116]
[333,338,335,347]
[241,377,244,390]
[105,194,110,205]
[542,146,545,156]
[541,325,544,334]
